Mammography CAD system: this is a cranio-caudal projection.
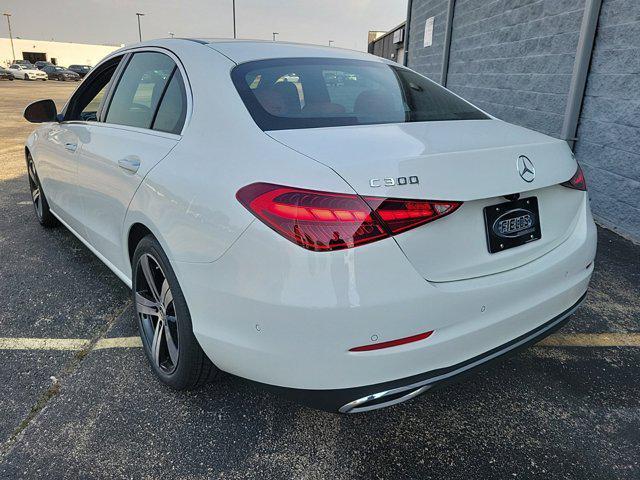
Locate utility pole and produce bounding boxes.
[232,0,236,39]
[272,32,278,41]
[136,12,145,42]
[328,40,334,47]
[3,13,15,63]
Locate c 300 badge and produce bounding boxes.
[369,176,419,187]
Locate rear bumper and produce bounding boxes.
[258,292,585,413]
[175,192,596,395]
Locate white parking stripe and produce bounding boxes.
[0,334,639,352]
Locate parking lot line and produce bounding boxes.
[0,334,639,351]
[538,333,640,347]
[94,337,143,349]
[0,337,90,351]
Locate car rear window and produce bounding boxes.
[231,58,488,131]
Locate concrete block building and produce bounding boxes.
[372,0,640,242]
[368,23,407,64]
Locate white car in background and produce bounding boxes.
[22,39,596,413]
[9,64,48,81]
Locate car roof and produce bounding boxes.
[113,38,393,66]
[201,39,389,65]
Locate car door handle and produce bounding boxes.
[64,142,77,152]
[118,156,141,174]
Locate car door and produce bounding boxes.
[77,49,188,274]
[34,57,122,236]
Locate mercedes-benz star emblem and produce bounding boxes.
[517,155,535,183]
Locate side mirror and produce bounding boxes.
[24,99,58,123]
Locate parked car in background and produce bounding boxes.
[14,59,35,68]
[67,64,91,77]
[42,65,80,81]
[0,67,14,80]
[8,64,48,80]
[35,60,55,70]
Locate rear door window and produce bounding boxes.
[105,52,176,129]
[151,69,187,134]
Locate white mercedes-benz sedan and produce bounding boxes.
[23,39,596,413]
[10,64,48,81]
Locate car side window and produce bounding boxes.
[105,52,176,130]
[64,56,122,122]
[151,69,187,134]
[81,82,111,121]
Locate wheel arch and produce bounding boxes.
[124,218,174,266]
[122,212,181,284]
[127,222,154,264]
[25,130,38,159]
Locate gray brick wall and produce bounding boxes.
[444,0,585,137]
[405,0,640,241]
[574,0,640,241]
[408,0,449,81]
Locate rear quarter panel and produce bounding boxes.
[124,41,354,271]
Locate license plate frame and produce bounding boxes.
[483,197,541,254]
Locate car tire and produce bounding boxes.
[23,74,28,80]
[26,153,59,227]
[132,235,219,389]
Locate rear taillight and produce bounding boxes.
[236,183,461,251]
[561,165,587,191]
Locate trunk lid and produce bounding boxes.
[268,120,582,282]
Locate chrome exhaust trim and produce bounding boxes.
[339,297,584,414]
[339,384,432,414]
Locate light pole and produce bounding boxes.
[136,12,145,42]
[232,0,236,39]
[3,13,15,63]
[328,40,334,47]
[272,32,278,41]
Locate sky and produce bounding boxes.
[2,0,407,52]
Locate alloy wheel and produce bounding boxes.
[27,157,43,220]
[135,253,180,374]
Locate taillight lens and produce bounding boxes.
[561,165,587,191]
[236,182,461,251]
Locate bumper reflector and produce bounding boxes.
[349,331,434,352]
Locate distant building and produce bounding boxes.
[367,22,406,64]
[0,38,122,67]
[367,31,387,44]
